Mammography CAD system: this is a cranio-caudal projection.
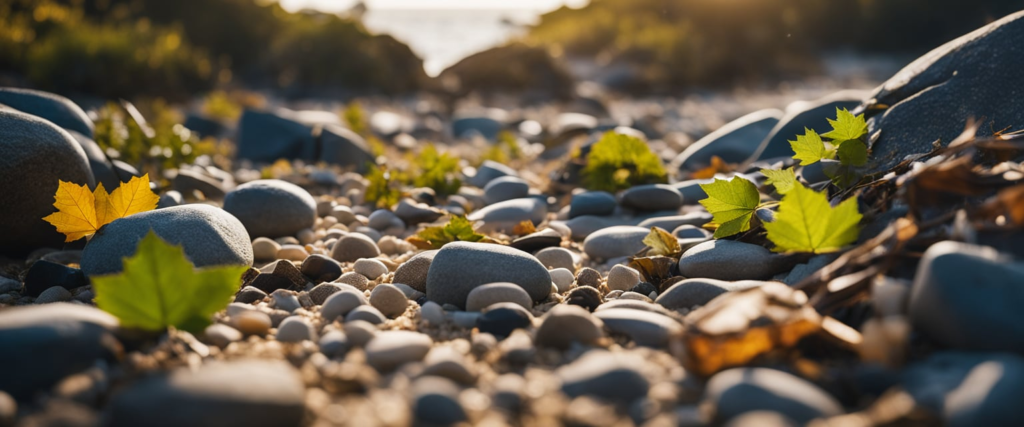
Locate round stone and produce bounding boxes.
[252,237,281,261]
[276,244,308,262]
[465,282,533,312]
[549,268,575,293]
[566,286,603,312]
[534,304,605,349]
[367,209,404,231]
[0,109,94,257]
[575,267,602,288]
[425,242,552,309]
[703,368,843,424]
[677,240,789,281]
[656,279,766,310]
[320,289,367,322]
[593,308,682,347]
[223,179,317,239]
[204,324,242,347]
[420,301,446,325]
[393,250,437,292]
[620,184,683,211]
[483,176,530,205]
[275,316,316,343]
[300,254,343,283]
[370,283,408,318]
[232,310,272,336]
[343,320,378,347]
[534,247,578,271]
[477,302,534,339]
[330,233,381,263]
[365,330,433,370]
[345,305,386,325]
[81,205,253,276]
[35,286,72,304]
[558,351,650,403]
[335,272,369,290]
[569,191,617,218]
[412,376,467,425]
[607,265,641,292]
[582,226,649,261]
[318,330,349,358]
[354,258,388,280]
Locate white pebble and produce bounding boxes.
[549,268,575,293]
[607,265,641,292]
[252,237,281,261]
[354,258,388,280]
[205,324,242,347]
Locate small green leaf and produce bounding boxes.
[836,139,868,167]
[760,167,797,195]
[789,128,828,166]
[821,108,868,143]
[699,177,760,238]
[92,231,246,333]
[764,184,862,253]
[412,216,489,249]
[582,132,667,192]
[643,226,681,257]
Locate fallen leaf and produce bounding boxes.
[512,220,537,236]
[698,177,760,238]
[43,174,159,242]
[761,167,797,195]
[642,226,681,257]
[691,155,733,179]
[764,184,862,253]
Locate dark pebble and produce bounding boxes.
[234,286,268,304]
[630,282,657,296]
[567,286,603,312]
[575,267,602,288]
[300,254,342,283]
[477,302,534,339]
[23,260,87,297]
[250,260,307,293]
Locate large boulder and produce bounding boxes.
[0,87,94,137]
[749,90,867,162]
[858,11,1024,174]
[0,109,94,257]
[67,130,122,190]
[672,109,782,175]
[319,124,375,173]
[81,204,253,276]
[236,109,372,171]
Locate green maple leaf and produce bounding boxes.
[642,226,681,257]
[413,216,487,249]
[698,177,760,238]
[92,231,246,333]
[789,128,829,166]
[836,139,868,167]
[821,108,868,143]
[764,184,862,253]
[760,167,797,195]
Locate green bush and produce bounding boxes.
[411,144,461,197]
[582,132,667,192]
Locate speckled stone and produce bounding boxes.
[369,283,408,318]
[582,226,649,260]
[534,304,605,349]
[320,289,367,322]
[330,233,381,263]
[223,179,317,239]
[465,282,533,312]
[393,250,437,293]
[534,247,578,271]
[607,265,641,292]
[425,242,551,309]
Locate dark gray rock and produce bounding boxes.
[569,191,617,218]
[173,169,226,200]
[477,302,534,339]
[582,226,649,260]
[672,179,713,204]
[909,241,1024,352]
[0,88,94,137]
[412,376,467,425]
[638,213,713,231]
[902,351,1024,427]
[509,228,563,252]
[367,209,404,231]
[250,260,307,293]
[393,250,437,292]
[558,351,650,403]
[426,242,551,309]
[750,90,867,162]
[860,11,1024,174]
[319,124,374,173]
[0,109,94,257]
[677,240,790,281]
[365,330,432,371]
[593,308,682,347]
[467,160,517,188]
[300,254,343,283]
[466,282,533,312]
[620,184,683,212]
[394,199,443,225]
[223,179,316,239]
[236,109,312,164]
[656,279,767,310]
[672,109,782,174]
[673,224,713,239]
[330,233,381,263]
[106,360,305,427]
[23,260,87,297]
[534,304,604,349]
[66,130,120,190]
[81,205,253,276]
[453,116,502,141]
[0,304,118,399]
[566,285,603,312]
[483,176,530,205]
[561,215,631,240]
[234,286,267,304]
[157,191,184,209]
[704,367,843,424]
[466,197,546,233]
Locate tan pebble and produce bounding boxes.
[277,244,308,262]
[233,310,272,336]
[297,228,316,245]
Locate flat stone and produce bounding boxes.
[367,209,404,231]
[534,247,578,271]
[223,179,316,239]
[656,279,767,310]
[345,305,386,325]
[232,310,271,336]
[569,191,617,218]
[484,176,530,205]
[204,324,242,348]
[330,233,381,263]
[318,330,349,358]
[276,316,316,343]
[394,199,443,225]
[902,351,1024,427]
[81,205,253,276]
[703,367,843,424]
[677,240,789,281]
[23,260,87,297]
[421,346,476,385]
[467,160,516,188]
[620,184,683,212]
[234,286,267,304]
[250,260,306,293]
[0,304,118,399]
[343,320,378,347]
[566,286,603,311]
[300,254,342,283]
[534,304,604,349]
[673,225,713,239]
[466,282,533,312]
[467,197,547,233]
[671,109,782,174]
[558,351,650,403]
[412,376,467,425]
[549,268,575,293]
[425,242,551,309]
[106,360,304,427]
[582,226,649,260]
[509,228,563,252]
[638,213,713,231]
[173,168,226,200]
[365,331,433,370]
[354,258,388,280]
[320,289,367,322]
[393,250,437,293]
[594,308,682,347]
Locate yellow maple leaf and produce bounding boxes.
[43,174,159,242]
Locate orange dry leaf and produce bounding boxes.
[691,155,733,179]
[43,174,159,242]
[512,220,537,236]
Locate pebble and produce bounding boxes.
[106,360,304,427]
[394,199,444,225]
[477,302,534,339]
[420,301,446,325]
[270,289,302,312]
[620,184,683,211]
[252,237,281,261]
[354,258,388,280]
[672,224,713,239]
[393,250,437,292]
[534,304,605,349]
[509,228,563,252]
[204,324,242,347]
[412,376,467,425]
[345,305,387,325]
[343,320,378,347]
[631,282,658,297]
[367,209,404,231]
[308,282,344,305]
[81,205,254,276]
[365,330,433,370]
[637,212,713,231]
[300,254,343,283]
[353,226,382,242]
[330,205,358,225]
[534,247,578,271]
[35,286,73,304]
[703,368,843,424]
[582,226,649,260]
[569,191,617,218]
[902,351,1024,427]
[232,310,272,336]
[318,330,349,358]
[575,267,602,288]
[677,240,789,281]
[452,311,480,328]
[558,351,650,403]
[596,299,671,315]
[467,160,517,188]
[594,308,682,347]
[330,233,381,263]
[466,197,546,233]
[335,272,369,290]
[909,241,1024,352]
[0,391,13,426]
[425,241,552,309]
[466,282,533,312]
[250,260,307,293]
[421,346,476,384]
[656,279,767,310]
[235,286,267,304]
[223,179,317,239]
[724,412,798,427]
[566,286,603,311]
[483,176,530,205]
[321,289,367,322]
[276,244,308,261]
[549,268,575,293]
[607,265,641,291]
[276,316,317,343]
[391,283,425,300]
[370,283,408,318]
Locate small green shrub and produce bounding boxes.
[582,132,667,192]
[412,144,461,197]
[364,163,404,208]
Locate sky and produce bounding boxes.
[278,0,587,13]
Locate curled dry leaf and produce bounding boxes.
[642,226,681,257]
